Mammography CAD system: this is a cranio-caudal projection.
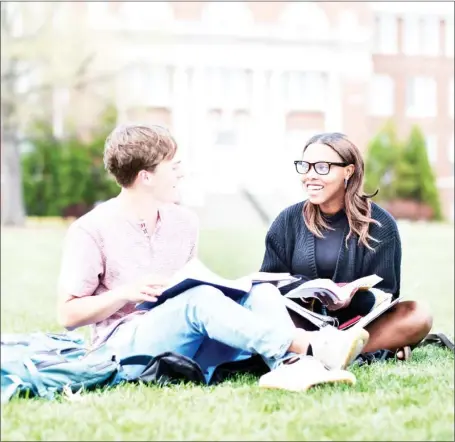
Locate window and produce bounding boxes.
[369,74,394,116]
[205,68,252,110]
[284,72,327,112]
[374,14,398,54]
[406,77,437,117]
[402,15,421,55]
[421,16,440,56]
[445,19,454,56]
[208,111,250,150]
[425,135,438,164]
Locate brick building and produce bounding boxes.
[10,1,455,219]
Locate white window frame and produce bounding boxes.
[421,16,440,56]
[406,77,437,117]
[374,13,398,54]
[425,135,438,165]
[205,68,252,110]
[402,15,421,55]
[284,72,327,112]
[369,74,395,117]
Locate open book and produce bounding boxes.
[136,259,300,311]
[284,274,383,305]
[285,289,399,331]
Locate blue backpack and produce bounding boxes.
[1,332,123,402]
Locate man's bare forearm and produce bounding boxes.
[57,288,128,330]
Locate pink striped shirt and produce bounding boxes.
[58,197,199,346]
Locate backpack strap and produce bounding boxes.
[119,355,154,367]
[22,358,50,399]
[1,375,24,403]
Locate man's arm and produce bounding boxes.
[57,289,128,330]
[57,223,124,329]
[57,224,169,329]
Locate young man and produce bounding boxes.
[57,124,369,392]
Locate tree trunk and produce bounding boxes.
[1,128,26,227]
[1,62,26,227]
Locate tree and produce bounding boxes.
[364,121,401,200]
[1,2,101,226]
[395,126,443,220]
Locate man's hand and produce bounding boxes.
[116,275,170,304]
[326,283,359,311]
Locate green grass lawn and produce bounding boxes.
[1,222,454,441]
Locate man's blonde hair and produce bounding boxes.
[104,124,177,188]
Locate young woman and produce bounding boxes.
[260,132,433,360]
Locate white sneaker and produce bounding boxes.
[258,356,356,392]
[309,325,369,370]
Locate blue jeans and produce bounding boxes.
[106,283,297,382]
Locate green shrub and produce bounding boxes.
[364,122,443,221]
[21,106,119,216]
[395,126,443,220]
[364,121,401,200]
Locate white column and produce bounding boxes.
[115,70,129,124]
[244,69,268,192]
[266,69,287,192]
[251,69,267,153]
[187,66,209,201]
[325,71,343,132]
[188,66,209,164]
[269,70,286,145]
[171,66,190,162]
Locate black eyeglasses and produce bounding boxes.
[294,161,348,175]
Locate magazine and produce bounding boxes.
[284,290,400,331]
[284,274,383,305]
[136,259,300,311]
[283,297,339,329]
